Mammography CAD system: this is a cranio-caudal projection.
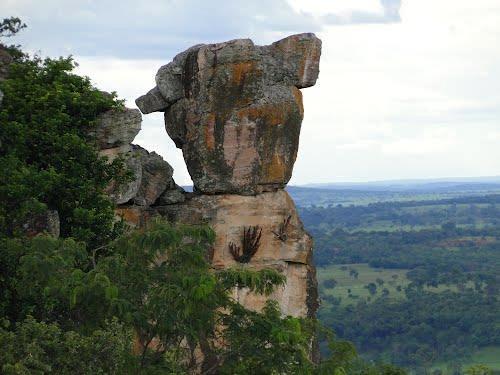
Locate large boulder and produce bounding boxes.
[136,34,321,194]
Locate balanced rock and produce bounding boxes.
[136,33,321,194]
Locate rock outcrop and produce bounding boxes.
[156,190,318,317]
[136,33,321,195]
[93,104,183,207]
[129,33,322,321]
[96,33,320,334]
[92,108,142,150]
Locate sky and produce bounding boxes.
[2,0,499,185]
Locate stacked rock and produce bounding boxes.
[133,33,322,318]
[93,107,185,228]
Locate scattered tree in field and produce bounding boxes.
[365,282,377,296]
[323,278,338,289]
[349,268,359,279]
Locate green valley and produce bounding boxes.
[292,187,500,373]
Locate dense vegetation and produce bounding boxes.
[0,19,406,374]
[298,193,500,372]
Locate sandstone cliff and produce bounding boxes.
[98,33,321,320]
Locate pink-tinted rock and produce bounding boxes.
[136,34,321,194]
[154,190,318,318]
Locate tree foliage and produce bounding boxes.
[0,48,128,248]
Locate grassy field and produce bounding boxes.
[318,264,500,371]
[317,263,461,307]
[318,263,410,306]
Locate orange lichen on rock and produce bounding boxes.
[115,206,147,227]
[291,87,304,117]
[263,153,286,182]
[230,61,255,86]
[237,103,290,126]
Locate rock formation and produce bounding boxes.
[94,107,184,207]
[136,33,321,195]
[104,33,321,321]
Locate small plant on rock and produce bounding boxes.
[272,215,292,242]
[229,226,262,263]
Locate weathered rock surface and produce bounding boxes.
[105,145,180,206]
[92,108,142,149]
[129,190,317,318]
[89,105,183,207]
[136,33,321,194]
[120,33,321,326]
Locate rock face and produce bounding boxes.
[104,145,179,206]
[131,33,321,322]
[136,33,321,195]
[92,106,183,207]
[156,190,318,317]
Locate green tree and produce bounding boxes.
[365,282,378,296]
[0,317,131,374]
[464,365,493,375]
[323,278,338,289]
[0,49,128,248]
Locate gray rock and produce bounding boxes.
[156,185,185,205]
[133,147,174,206]
[106,145,176,206]
[93,108,142,149]
[135,87,169,114]
[108,149,143,204]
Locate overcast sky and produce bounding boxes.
[2,0,499,185]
